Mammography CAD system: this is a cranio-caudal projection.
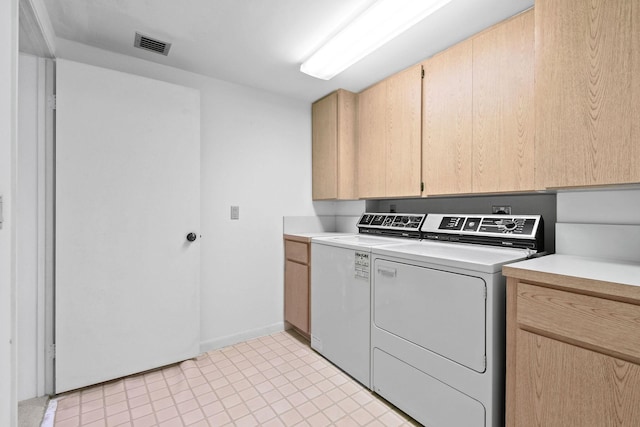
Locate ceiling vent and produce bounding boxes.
[134,32,171,56]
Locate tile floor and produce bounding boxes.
[51,330,420,427]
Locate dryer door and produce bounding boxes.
[373,259,486,372]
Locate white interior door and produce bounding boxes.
[55,59,200,393]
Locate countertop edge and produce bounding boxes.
[503,255,640,303]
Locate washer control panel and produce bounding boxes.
[357,213,426,237]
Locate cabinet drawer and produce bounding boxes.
[285,239,309,264]
[517,282,640,364]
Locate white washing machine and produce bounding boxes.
[310,213,425,388]
[370,213,544,427]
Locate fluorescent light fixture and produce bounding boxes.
[300,0,453,80]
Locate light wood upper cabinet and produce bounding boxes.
[535,0,640,188]
[358,81,387,198]
[312,89,357,200]
[358,64,422,199]
[472,9,535,193]
[422,39,473,195]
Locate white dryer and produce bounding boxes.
[310,213,425,388]
[370,214,544,427]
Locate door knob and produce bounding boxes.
[186,232,197,242]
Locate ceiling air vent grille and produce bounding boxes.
[134,32,171,56]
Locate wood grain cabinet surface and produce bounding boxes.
[535,0,640,188]
[504,269,640,426]
[358,64,422,199]
[312,90,357,200]
[421,9,534,196]
[473,9,535,193]
[283,236,311,336]
[422,39,473,196]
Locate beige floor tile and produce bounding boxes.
[52,330,418,427]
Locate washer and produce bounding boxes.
[370,213,543,427]
[310,213,425,388]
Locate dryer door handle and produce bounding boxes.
[377,267,397,278]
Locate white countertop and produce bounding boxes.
[504,254,640,288]
[284,232,353,242]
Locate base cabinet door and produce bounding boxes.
[284,259,309,334]
[515,331,640,427]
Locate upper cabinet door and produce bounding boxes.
[358,80,389,199]
[536,0,639,188]
[312,90,357,200]
[422,39,473,196]
[473,9,535,193]
[312,92,338,200]
[386,64,422,198]
[358,64,422,199]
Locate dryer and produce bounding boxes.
[370,213,544,427]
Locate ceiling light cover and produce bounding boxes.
[301,0,452,80]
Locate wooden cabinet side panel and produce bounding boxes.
[312,93,338,199]
[422,40,473,195]
[385,64,423,198]
[633,0,640,182]
[535,0,634,188]
[516,330,640,427]
[284,260,309,334]
[473,10,535,193]
[336,90,358,199]
[505,278,519,427]
[358,82,387,198]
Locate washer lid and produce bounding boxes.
[312,234,409,250]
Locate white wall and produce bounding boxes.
[0,0,18,424]
[17,53,42,400]
[53,38,332,351]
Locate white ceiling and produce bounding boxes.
[42,0,534,102]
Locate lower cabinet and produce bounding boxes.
[505,274,640,426]
[284,236,310,336]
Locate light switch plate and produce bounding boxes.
[231,205,239,220]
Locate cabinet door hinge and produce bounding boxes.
[421,68,425,79]
[483,285,487,300]
[48,344,56,360]
[420,182,424,192]
[48,94,56,110]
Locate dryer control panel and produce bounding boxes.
[422,213,543,251]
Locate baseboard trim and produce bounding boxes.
[199,322,285,354]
